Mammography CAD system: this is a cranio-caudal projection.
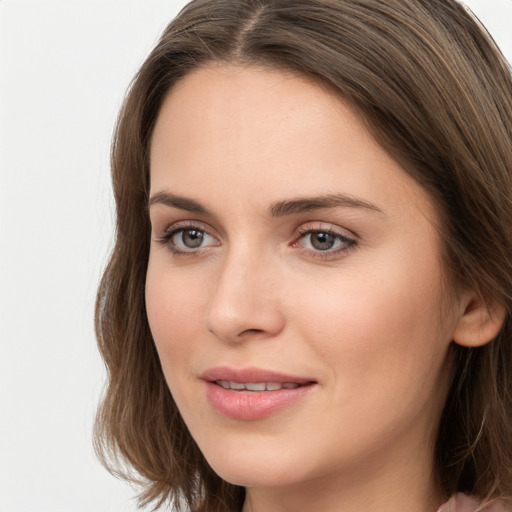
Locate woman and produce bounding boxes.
[94,1,512,511]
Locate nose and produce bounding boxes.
[205,249,286,343]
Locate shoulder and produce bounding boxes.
[437,493,510,512]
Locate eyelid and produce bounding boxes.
[160,219,214,235]
[156,220,221,255]
[293,221,357,240]
[291,222,358,258]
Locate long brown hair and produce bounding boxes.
[94,1,512,510]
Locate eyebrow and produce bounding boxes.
[148,191,384,217]
[269,194,384,217]
[149,191,211,215]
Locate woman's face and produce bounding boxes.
[146,65,463,504]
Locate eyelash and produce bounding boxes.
[156,222,218,257]
[156,222,357,260]
[292,225,357,259]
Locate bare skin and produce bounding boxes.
[146,64,503,512]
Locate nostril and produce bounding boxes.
[238,328,264,336]
[205,287,286,342]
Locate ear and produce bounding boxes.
[452,291,506,348]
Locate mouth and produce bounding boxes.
[214,380,306,391]
[201,366,316,388]
[201,367,317,420]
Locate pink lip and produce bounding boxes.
[201,366,317,421]
[201,366,314,384]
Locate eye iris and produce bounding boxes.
[182,229,204,248]
[310,232,335,250]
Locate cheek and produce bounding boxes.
[287,247,453,395]
[145,263,207,372]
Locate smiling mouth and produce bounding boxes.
[204,370,317,419]
[214,380,305,391]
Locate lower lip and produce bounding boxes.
[204,381,316,420]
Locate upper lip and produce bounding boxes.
[201,366,316,384]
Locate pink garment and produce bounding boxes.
[437,493,509,512]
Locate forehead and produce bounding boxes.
[149,64,351,177]
[149,64,436,225]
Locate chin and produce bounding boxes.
[212,463,300,489]
[200,440,306,488]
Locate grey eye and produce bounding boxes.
[309,232,337,251]
[174,229,205,249]
[158,224,219,254]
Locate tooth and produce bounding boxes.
[282,383,300,389]
[217,380,302,391]
[245,382,266,391]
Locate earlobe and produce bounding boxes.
[452,292,507,348]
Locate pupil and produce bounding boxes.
[311,232,335,250]
[182,229,204,248]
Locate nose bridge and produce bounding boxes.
[205,242,284,342]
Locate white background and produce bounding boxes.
[0,1,511,511]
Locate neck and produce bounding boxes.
[243,471,442,512]
[242,430,444,512]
